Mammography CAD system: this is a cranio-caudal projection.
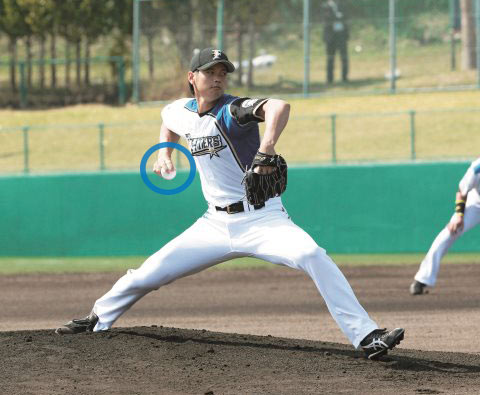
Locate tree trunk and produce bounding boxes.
[237,23,243,86]
[39,37,46,89]
[147,34,154,80]
[185,3,193,65]
[191,0,200,48]
[461,0,477,69]
[9,37,17,92]
[50,33,57,88]
[84,39,90,86]
[65,41,71,88]
[175,1,193,68]
[26,36,32,88]
[76,39,81,86]
[247,20,255,89]
[199,1,206,46]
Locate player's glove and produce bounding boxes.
[242,151,288,206]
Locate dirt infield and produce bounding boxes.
[2,263,480,394]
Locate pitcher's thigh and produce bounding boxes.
[246,214,324,267]
[131,217,232,289]
[463,203,480,233]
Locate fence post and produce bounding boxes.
[19,62,27,108]
[117,57,126,105]
[409,110,416,160]
[303,0,311,97]
[330,114,337,163]
[132,0,141,103]
[476,0,480,88]
[216,0,224,50]
[449,0,457,70]
[98,123,106,170]
[389,0,397,93]
[22,126,30,173]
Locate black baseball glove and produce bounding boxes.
[242,151,288,206]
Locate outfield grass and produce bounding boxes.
[1,253,479,275]
[1,90,480,173]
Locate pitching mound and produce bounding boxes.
[2,263,480,393]
[2,326,480,394]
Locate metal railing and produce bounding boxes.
[1,107,479,174]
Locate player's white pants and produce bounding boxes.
[93,198,378,348]
[415,193,480,287]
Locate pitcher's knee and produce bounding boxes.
[125,268,173,291]
[295,246,328,268]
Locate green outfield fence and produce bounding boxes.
[1,162,479,256]
[1,107,479,174]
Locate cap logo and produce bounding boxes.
[212,49,222,60]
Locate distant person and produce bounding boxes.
[322,0,350,84]
[410,157,480,295]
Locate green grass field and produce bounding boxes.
[1,253,479,275]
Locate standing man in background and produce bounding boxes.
[322,0,350,84]
[410,157,480,295]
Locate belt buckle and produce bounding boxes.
[226,205,234,214]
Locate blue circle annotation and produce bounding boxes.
[140,142,196,195]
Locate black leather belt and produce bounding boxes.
[215,201,265,214]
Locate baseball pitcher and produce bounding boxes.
[56,48,404,360]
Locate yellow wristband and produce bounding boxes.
[455,200,466,215]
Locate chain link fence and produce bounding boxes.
[2,107,479,174]
[133,0,480,104]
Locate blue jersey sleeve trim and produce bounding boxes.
[184,99,198,113]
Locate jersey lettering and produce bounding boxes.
[186,133,227,158]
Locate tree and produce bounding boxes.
[56,0,84,87]
[0,0,30,92]
[19,0,56,89]
[225,0,278,88]
[107,0,132,76]
[141,1,163,80]
[460,0,477,69]
[48,0,63,88]
[154,0,195,68]
[79,0,114,86]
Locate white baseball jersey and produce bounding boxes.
[415,157,480,287]
[161,94,268,207]
[90,94,381,349]
[459,157,480,203]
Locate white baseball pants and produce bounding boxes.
[93,197,378,348]
[415,192,480,287]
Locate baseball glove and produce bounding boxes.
[242,151,288,205]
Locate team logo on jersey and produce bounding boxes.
[186,133,227,159]
[212,49,222,60]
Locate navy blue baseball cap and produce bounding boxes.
[190,48,235,73]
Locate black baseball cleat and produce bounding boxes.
[409,280,426,295]
[360,328,405,360]
[55,311,99,335]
